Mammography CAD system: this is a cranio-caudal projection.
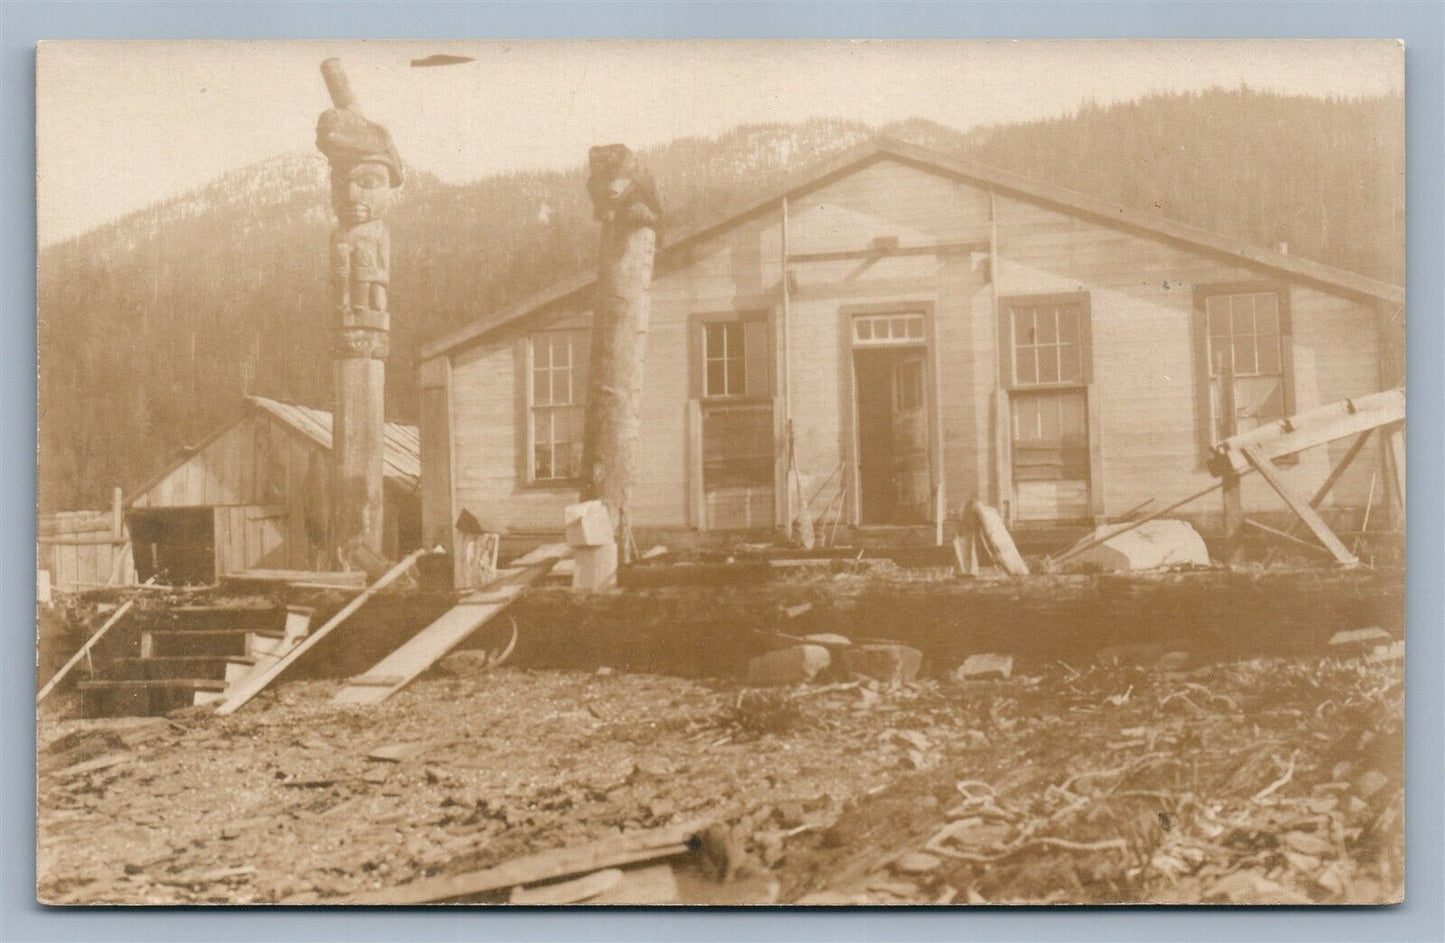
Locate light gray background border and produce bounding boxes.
[2,3,1440,941]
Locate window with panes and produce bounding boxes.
[529,331,588,482]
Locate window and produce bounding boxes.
[1007,303,1086,387]
[704,323,745,397]
[529,331,588,482]
[694,313,774,529]
[1000,294,1094,521]
[703,319,770,399]
[1199,289,1290,443]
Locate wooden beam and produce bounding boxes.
[1308,428,1376,508]
[1244,518,1333,556]
[1210,388,1405,476]
[1240,445,1358,567]
[1215,350,1244,560]
[786,241,988,265]
[215,549,432,715]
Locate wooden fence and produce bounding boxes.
[38,488,135,592]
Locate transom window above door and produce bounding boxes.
[853,312,925,346]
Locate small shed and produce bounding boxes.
[123,396,421,583]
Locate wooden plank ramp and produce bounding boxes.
[330,543,568,707]
[214,550,431,716]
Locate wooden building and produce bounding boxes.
[416,138,1404,570]
[123,396,421,583]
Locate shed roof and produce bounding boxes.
[123,397,421,509]
[421,137,1404,361]
[247,396,421,494]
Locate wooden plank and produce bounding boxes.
[214,549,432,715]
[971,501,1028,576]
[787,241,988,264]
[37,536,129,546]
[344,822,701,905]
[1240,445,1358,567]
[331,543,566,706]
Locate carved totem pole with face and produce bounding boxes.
[315,59,402,566]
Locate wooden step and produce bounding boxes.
[141,629,283,659]
[77,679,226,717]
[104,656,255,683]
[154,604,286,633]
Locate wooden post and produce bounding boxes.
[1216,350,1244,558]
[578,145,662,565]
[315,58,403,566]
[110,486,123,540]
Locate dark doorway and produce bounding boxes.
[854,347,930,525]
[126,508,216,586]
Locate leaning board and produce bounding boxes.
[330,543,567,706]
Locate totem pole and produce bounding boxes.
[315,58,402,567]
[576,145,663,579]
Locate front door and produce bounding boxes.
[855,346,930,525]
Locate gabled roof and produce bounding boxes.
[248,396,421,494]
[421,137,1404,361]
[123,397,421,508]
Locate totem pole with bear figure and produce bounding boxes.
[315,58,402,570]
[575,145,663,581]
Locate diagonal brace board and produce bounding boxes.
[1240,445,1358,567]
[330,543,568,706]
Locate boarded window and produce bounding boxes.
[530,331,588,482]
[1200,290,1290,442]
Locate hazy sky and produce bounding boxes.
[37,39,1403,245]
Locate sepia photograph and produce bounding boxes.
[35,38,1405,907]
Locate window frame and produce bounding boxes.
[690,309,773,403]
[1192,281,1295,463]
[522,328,589,489]
[997,292,1094,392]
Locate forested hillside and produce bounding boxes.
[38,88,1403,511]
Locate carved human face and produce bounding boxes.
[331,161,394,225]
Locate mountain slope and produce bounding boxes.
[37,90,1403,511]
